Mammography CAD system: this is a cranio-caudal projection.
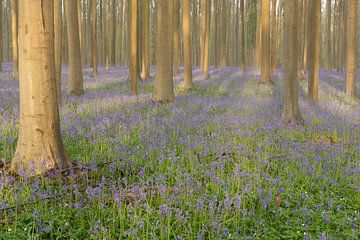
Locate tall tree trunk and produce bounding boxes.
[0,0,3,71]
[307,0,320,103]
[130,0,138,95]
[199,0,206,71]
[255,1,261,68]
[173,0,180,75]
[90,0,98,75]
[326,0,331,72]
[140,0,150,80]
[11,0,71,176]
[260,0,271,84]
[11,0,18,73]
[203,0,210,76]
[303,0,308,71]
[54,0,62,104]
[183,0,193,90]
[111,0,116,65]
[104,0,109,70]
[346,0,357,99]
[77,0,83,67]
[65,0,84,95]
[270,0,277,73]
[240,0,245,70]
[282,0,303,124]
[219,0,228,67]
[153,0,175,102]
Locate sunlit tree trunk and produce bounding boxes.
[200,0,206,71]
[11,0,18,73]
[346,0,357,99]
[11,0,71,176]
[183,0,193,90]
[303,0,308,71]
[260,0,271,84]
[140,0,150,80]
[308,0,320,103]
[54,0,62,104]
[153,0,175,102]
[65,0,84,95]
[282,0,303,124]
[203,0,210,76]
[130,0,138,95]
[270,0,277,73]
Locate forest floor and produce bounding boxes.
[0,63,359,239]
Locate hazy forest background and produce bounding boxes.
[0,0,359,239]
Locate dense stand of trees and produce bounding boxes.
[0,0,358,175]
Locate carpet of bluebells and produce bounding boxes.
[0,62,359,239]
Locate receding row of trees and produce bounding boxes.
[1,0,358,176]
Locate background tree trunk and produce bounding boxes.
[140,0,150,80]
[307,0,320,103]
[219,0,228,67]
[54,0,62,104]
[130,0,138,95]
[65,0,84,95]
[346,0,357,99]
[270,0,277,73]
[240,0,245,70]
[90,0,98,75]
[183,0,193,90]
[11,0,18,73]
[153,0,175,102]
[326,0,331,72]
[260,0,271,84]
[11,0,70,176]
[173,0,180,76]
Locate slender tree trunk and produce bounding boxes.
[303,0,308,71]
[77,0,83,67]
[11,0,18,73]
[0,1,3,71]
[54,0,62,104]
[65,0,84,95]
[183,0,193,90]
[219,0,228,67]
[140,0,150,80]
[130,0,138,95]
[90,0,98,75]
[270,0,277,73]
[240,0,245,70]
[346,0,357,99]
[326,0,331,72]
[153,0,175,102]
[260,0,271,84]
[203,0,210,77]
[111,0,116,65]
[11,0,71,176]
[200,0,206,71]
[255,1,261,68]
[307,0,320,103]
[173,0,180,75]
[282,0,303,124]
[103,0,109,70]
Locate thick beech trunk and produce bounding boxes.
[11,0,71,176]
